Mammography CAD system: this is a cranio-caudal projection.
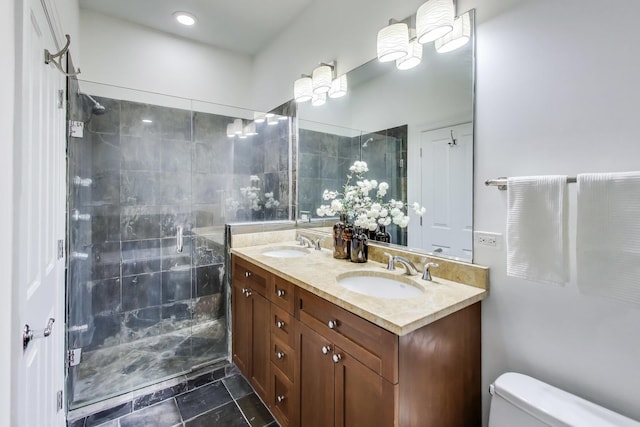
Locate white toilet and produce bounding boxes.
[488,372,640,427]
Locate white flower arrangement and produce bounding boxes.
[316,161,425,231]
[227,175,281,214]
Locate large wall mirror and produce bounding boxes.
[296,10,475,262]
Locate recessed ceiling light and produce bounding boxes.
[173,11,196,26]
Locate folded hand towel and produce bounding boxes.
[507,175,568,285]
[577,172,640,305]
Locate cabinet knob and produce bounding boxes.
[243,289,252,297]
[244,271,252,278]
[276,351,285,360]
[276,320,285,329]
[277,395,286,403]
[327,320,338,329]
[321,345,331,355]
[332,353,342,363]
[276,289,285,297]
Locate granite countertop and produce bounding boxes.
[231,242,487,336]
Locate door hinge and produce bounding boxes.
[57,89,64,109]
[57,240,64,259]
[68,348,82,367]
[56,390,63,412]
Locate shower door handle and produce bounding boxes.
[176,226,184,253]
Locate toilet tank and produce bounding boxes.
[488,373,640,427]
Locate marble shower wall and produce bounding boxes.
[67,86,291,405]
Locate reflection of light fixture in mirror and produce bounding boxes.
[377,22,409,62]
[226,123,235,138]
[294,76,313,102]
[254,112,265,123]
[233,118,243,135]
[396,32,422,70]
[328,74,348,98]
[267,115,279,125]
[435,12,470,53]
[173,11,196,26]
[311,92,327,106]
[278,115,288,121]
[416,0,454,44]
[244,122,258,136]
[312,64,333,94]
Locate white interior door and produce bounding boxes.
[16,0,67,424]
[419,123,473,260]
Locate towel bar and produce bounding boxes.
[485,176,577,190]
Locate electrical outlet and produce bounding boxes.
[474,231,503,249]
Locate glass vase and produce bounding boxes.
[375,225,392,243]
[333,214,350,259]
[350,227,368,263]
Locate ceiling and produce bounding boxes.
[79,0,313,55]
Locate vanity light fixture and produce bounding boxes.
[267,115,279,125]
[233,118,243,135]
[312,63,334,94]
[311,92,327,107]
[328,74,348,98]
[396,30,422,70]
[173,11,196,26]
[254,112,265,124]
[226,123,235,138]
[416,0,454,44]
[294,75,313,103]
[377,22,410,62]
[142,119,153,123]
[435,11,470,53]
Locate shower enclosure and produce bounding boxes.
[66,80,292,409]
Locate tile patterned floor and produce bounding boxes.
[67,363,278,427]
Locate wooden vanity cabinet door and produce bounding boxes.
[231,257,270,401]
[334,345,396,427]
[297,322,334,427]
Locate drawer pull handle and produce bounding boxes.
[276,289,285,297]
[242,288,252,297]
[276,351,285,360]
[321,345,331,355]
[276,320,285,329]
[244,271,252,278]
[332,353,342,363]
[277,395,286,403]
[327,320,338,329]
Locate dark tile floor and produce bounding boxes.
[67,363,278,427]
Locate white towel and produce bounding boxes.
[577,172,640,305]
[507,175,568,285]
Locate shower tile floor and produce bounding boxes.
[71,320,228,408]
[67,363,278,427]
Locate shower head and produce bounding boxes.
[362,137,374,148]
[78,91,106,115]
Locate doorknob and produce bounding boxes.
[23,318,55,350]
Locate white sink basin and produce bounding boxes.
[337,272,424,299]
[262,246,310,258]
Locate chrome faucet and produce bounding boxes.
[298,235,321,250]
[391,256,419,276]
[422,262,439,281]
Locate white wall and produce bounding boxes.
[78,9,253,108]
[255,0,640,424]
[475,0,640,423]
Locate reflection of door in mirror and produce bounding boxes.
[415,123,472,260]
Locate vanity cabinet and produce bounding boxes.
[232,256,270,401]
[232,255,481,427]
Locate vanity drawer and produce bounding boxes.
[233,256,269,297]
[270,364,296,427]
[295,287,398,383]
[271,336,295,381]
[271,275,295,313]
[271,304,295,348]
